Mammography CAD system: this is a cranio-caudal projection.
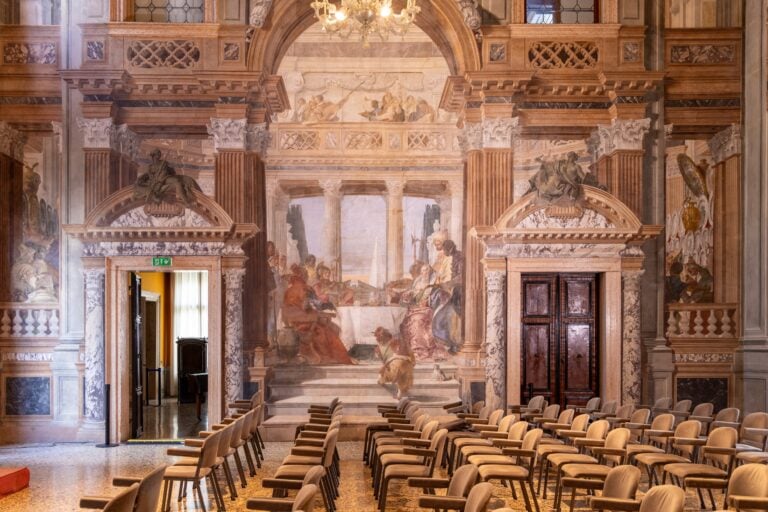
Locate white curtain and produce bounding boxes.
[171,271,208,396]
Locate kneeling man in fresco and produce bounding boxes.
[374,327,415,399]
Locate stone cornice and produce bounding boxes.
[708,124,741,164]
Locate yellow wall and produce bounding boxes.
[138,272,171,366]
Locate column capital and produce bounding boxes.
[485,269,506,292]
[461,117,520,153]
[223,267,246,290]
[708,124,741,165]
[319,178,343,198]
[207,117,247,152]
[0,121,27,161]
[76,117,115,150]
[592,118,651,160]
[385,179,405,197]
[246,122,270,155]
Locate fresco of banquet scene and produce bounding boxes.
[664,147,715,305]
[267,196,462,367]
[10,161,60,303]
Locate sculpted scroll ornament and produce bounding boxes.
[593,118,650,160]
[708,124,741,165]
[483,117,519,149]
[207,118,247,151]
[77,117,115,150]
[455,0,481,31]
[246,123,270,155]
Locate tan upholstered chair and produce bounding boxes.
[246,482,318,511]
[409,464,479,511]
[605,404,635,429]
[462,420,529,468]
[647,397,674,417]
[541,408,577,439]
[572,396,602,415]
[372,420,440,485]
[262,464,324,498]
[698,463,768,511]
[529,403,562,429]
[509,395,546,416]
[668,400,693,425]
[625,413,676,461]
[735,412,768,453]
[79,464,166,512]
[611,408,650,435]
[163,428,223,512]
[686,402,715,429]
[633,419,702,486]
[592,400,619,421]
[710,407,742,431]
[462,482,495,512]
[449,414,519,472]
[80,483,140,512]
[377,428,448,511]
[638,485,685,512]
[569,464,641,511]
[364,400,417,461]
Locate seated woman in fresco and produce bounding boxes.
[399,261,450,362]
[281,267,354,365]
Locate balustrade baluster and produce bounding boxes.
[12,310,23,336]
[706,309,718,337]
[679,310,691,337]
[0,309,10,337]
[721,309,733,338]
[23,310,35,335]
[34,310,47,336]
[48,309,59,336]
[693,310,704,336]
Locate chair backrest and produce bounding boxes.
[714,407,740,424]
[740,412,768,448]
[228,416,244,449]
[421,420,440,440]
[628,408,650,425]
[528,395,545,411]
[671,420,702,457]
[497,414,518,433]
[217,423,235,458]
[727,463,768,501]
[292,484,318,512]
[541,404,560,420]
[471,401,485,414]
[648,413,675,438]
[240,409,255,441]
[133,464,166,512]
[556,408,575,425]
[703,426,737,467]
[447,464,479,498]
[487,409,504,426]
[302,465,326,487]
[200,429,223,475]
[672,400,692,414]
[477,404,493,420]
[638,485,685,512]
[412,414,428,431]
[613,404,634,420]
[463,482,494,512]
[430,429,449,472]
[601,465,640,500]
[690,402,714,418]
[585,420,610,440]
[603,428,630,464]
[584,396,601,413]
[322,428,340,468]
[600,400,618,415]
[507,420,529,441]
[103,483,140,512]
[570,414,590,432]
[521,428,544,452]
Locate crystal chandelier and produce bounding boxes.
[310,0,420,47]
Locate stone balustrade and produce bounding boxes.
[0,304,60,338]
[665,303,738,340]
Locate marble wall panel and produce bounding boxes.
[676,377,728,411]
[5,376,51,415]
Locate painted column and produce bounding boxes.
[223,267,246,406]
[622,268,644,405]
[76,117,116,216]
[484,266,506,410]
[448,178,463,249]
[114,124,141,189]
[83,266,105,422]
[592,118,650,219]
[0,122,26,302]
[320,179,343,278]
[386,179,405,281]
[708,125,742,304]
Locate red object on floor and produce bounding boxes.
[0,467,30,498]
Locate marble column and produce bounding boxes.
[708,125,742,304]
[0,122,26,302]
[448,179,463,249]
[272,187,290,258]
[76,117,116,216]
[592,118,650,219]
[622,269,644,405]
[320,179,343,278]
[386,179,405,281]
[436,196,451,237]
[223,267,246,406]
[83,266,105,422]
[485,268,506,410]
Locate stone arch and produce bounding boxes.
[247,0,481,76]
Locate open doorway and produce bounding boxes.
[129,270,209,441]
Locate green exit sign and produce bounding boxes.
[152,256,172,267]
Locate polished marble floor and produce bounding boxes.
[0,441,719,511]
[140,399,209,441]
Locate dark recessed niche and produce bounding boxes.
[676,377,728,412]
[5,377,51,416]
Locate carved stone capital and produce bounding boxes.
[455,0,481,31]
[593,118,650,159]
[385,179,406,197]
[483,117,519,149]
[207,118,247,151]
[114,124,142,161]
[485,270,506,293]
[77,117,115,150]
[248,0,273,28]
[708,124,741,165]
[319,178,343,199]
[246,123,270,155]
[461,122,484,152]
[223,268,246,291]
[0,121,27,160]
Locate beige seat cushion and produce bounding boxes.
[455,438,492,449]
[663,463,727,479]
[467,454,515,466]
[282,455,323,465]
[634,453,689,466]
[379,453,423,466]
[164,466,212,479]
[461,446,502,458]
[383,464,431,478]
[274,464,314,479]
[547,453,598,467]
[627,444,665,457]
[736,451,768,463]
[538,445,578,457]
[478,464,529,480]
[561,463,611,479]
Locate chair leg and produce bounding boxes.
[223,457,238,499]
[162,480,172,512]
[529,480,541,512]
[196,478,207,512]
[378,477,390,512]
[242,441,257,477]
[519,480,533,512]
[209,471,225,511]
[233,451,247,488]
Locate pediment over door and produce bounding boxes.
[64,187,258,252]
[473,186,662,257]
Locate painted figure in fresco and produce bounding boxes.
[303,254,318,285]
[431,239,463,353]
[134,149,201,207]
[680,258,714,303]
[281,268,354,365]
[527,152,586,203]
[375,327,415,399]
[314,264,355,306]
[399,261,450,361]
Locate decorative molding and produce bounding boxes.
[248,0,273,29]
[622,41,641,63]
[114,124,142,160]
[246,123,270,155]
[528,41,598,69]
[223,267,246,406]
[455,0,482,31]
[489,43,507,62]
[460,122,484,152]
[1,352,53,362]
[485,269,506,409]
[385,179,406,197]
[592,118,650,159]
[674,352,734,364]
[0,121,27,160]
[670,44,735,65]
[319,179,343,198]
[85,40,106,62]
[483,117,519,149]
[707,124,741,164]
[83,241,244,257]
[126,40,200,69]
[77,117,115,150]
[207,118,247,151]
[3,42,57,65]
[622,269,644,405]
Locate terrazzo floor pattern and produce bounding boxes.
[0,441,716,511]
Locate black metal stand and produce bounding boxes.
[96,383,119,448]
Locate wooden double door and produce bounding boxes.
[520,273,599,408]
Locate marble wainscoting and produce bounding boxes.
[4,376,50,415]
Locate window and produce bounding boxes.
[134,0,204,23]
[1,0,60,24]
[526,0,598,24]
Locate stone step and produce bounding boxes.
[268,378,459,399]
[266,393,459,417]
[269,363,458,384]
